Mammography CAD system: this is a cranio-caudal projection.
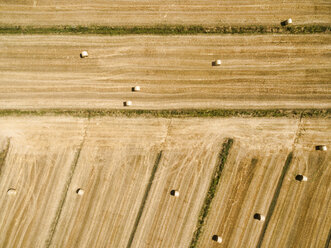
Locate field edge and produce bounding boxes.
[0,25,330,35]
[0,109,330,119]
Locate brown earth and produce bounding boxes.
[1,34,330,110]
[0,0,330,26]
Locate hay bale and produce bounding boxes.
[80,51,88,58]
[254,213,265,222]
[7,188,16,195]
[170,190,179,197]
[315,145,327,151]
[212,235,222,243]
[295,175,308,182]
[124,101,132,107]
[281,18,292,26]
[76,188,85,196]
[132,86,141,92]
[212,60,222,66]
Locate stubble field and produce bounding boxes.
[0,0,330,247]
[0,116,329,248]
[0,0,330,26]
[1,34,330,110]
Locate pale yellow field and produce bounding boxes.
[0,117,85,248]
[197,143,292,247]
[0,116,329,248]
[130,119,225,248]
[261,119,331,248]
[1,34,330,110]
[0,0,330,26]
[1,0,330,246]
[48,118,169,248]
[197,118,331,248]
[130,118,299,248]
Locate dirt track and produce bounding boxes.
[0,116,329,248]
[0,0,330,26]
[1,34,330,110]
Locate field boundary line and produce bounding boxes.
[0,138,10,179]
[45,124,87,248]
[292,111,305,149]
[0,109,330,119]
[0,25,329,35]
[325,227,331,248]
[126,151,163,248]
[189,138,233,248]
[256,152,294,248]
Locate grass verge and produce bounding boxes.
[189,138,233,248]
[0,109,330,118]
[0,25,329,35]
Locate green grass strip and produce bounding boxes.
[0,25,329,35]
[189,138,233,248]
[0,109,330,118]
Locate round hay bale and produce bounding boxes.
[76,188,85,196]
[315,145,327,151]
[295,175,308,182]
[80,51,88,58]
[170,190,179,197]
[212,60,222,66]
[124,101,132,107]
[253,213,265,222]
[132,86,141,92]
[281,18,292,26]
[212,235,222,243]
[7,188,16,195]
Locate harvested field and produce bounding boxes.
[195,119,330,248]
[196,140,294,247]
[48,118,169,248]
[0,116,329,247]
[129,119,228,248]
[1,0,330,246]
[194,116,299,247]
[0,0,330,26]
[260,119,331,248]
[1,34,330,110]
[0,117,85,248]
